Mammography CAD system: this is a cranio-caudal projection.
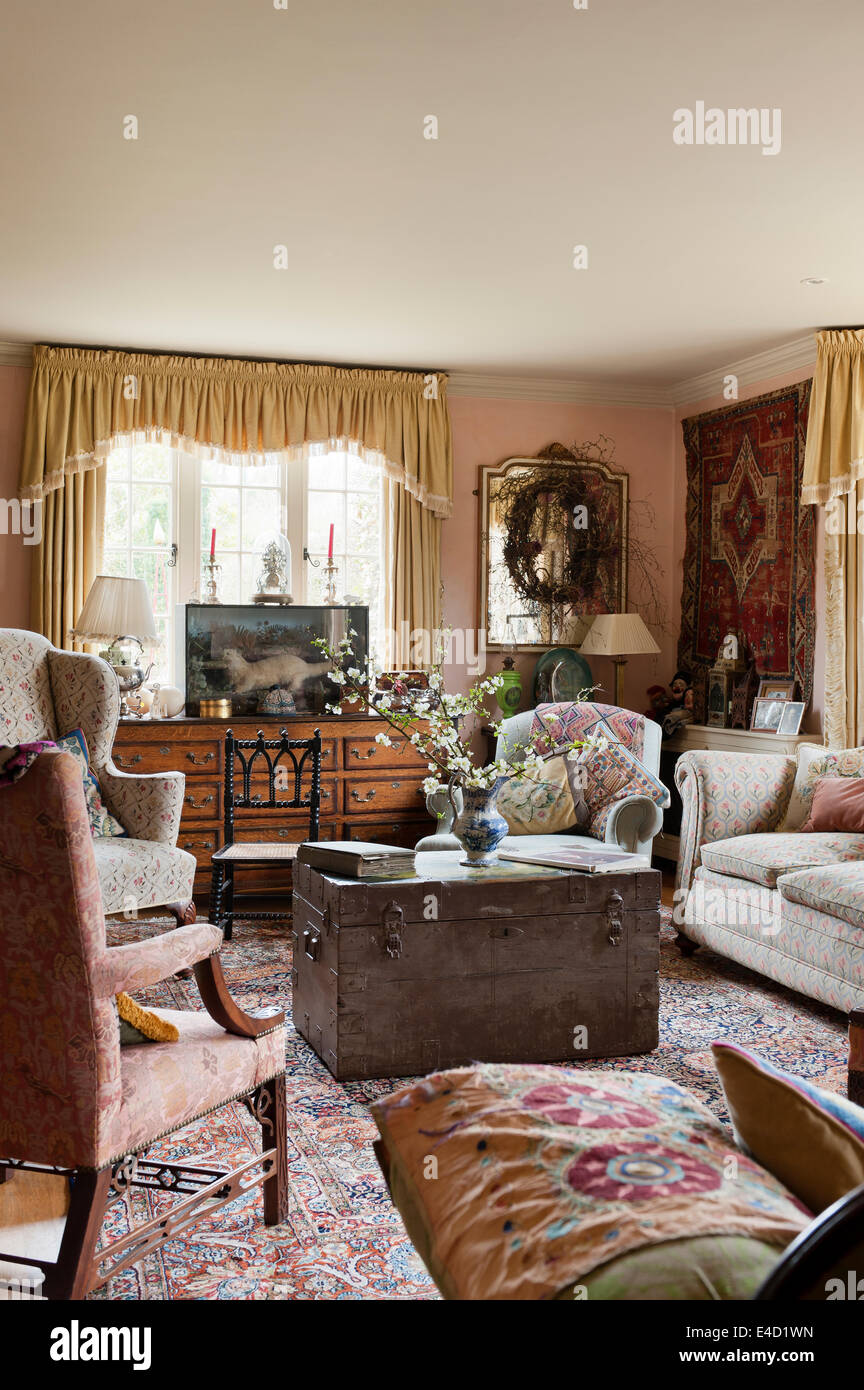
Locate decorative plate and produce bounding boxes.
[532,647,593,707]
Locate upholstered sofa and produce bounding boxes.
[675,748,864,1014]
[421,702,668,860]
[0,628,195,917]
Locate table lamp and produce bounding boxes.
[578,612,660,707]
[71,575,158,714]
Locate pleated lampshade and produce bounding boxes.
[578,613,660,656]
[72,575,158,644]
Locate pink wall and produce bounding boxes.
[673,364,822,736]
[444,395,677,712]
[0,365,32,629]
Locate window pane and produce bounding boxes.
[203,551,241,604]
[308,453,346,490]
[308,491,345,553]
[131,444,171,481]
[131,551,171,615]
[107,452,131,482]
[130,485,171,547]
[346,455,378,491]
[346,491,380,555]
[103,547,131,577]
[346,555,381,607]
[202,458,242,485]
[105,484,130,548]
[201,487,241,551]
[243,487,282,550]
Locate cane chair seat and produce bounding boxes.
[212,842,302,862]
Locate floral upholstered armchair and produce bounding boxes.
[0,628,195,918]
[0,748,288,1299]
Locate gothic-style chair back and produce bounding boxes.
[223,727,322,847]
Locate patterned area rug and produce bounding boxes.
[678,381,815,710]
[93,910,847,1301]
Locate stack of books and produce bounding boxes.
[297,841,417,880]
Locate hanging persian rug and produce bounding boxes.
[678,382,816,718]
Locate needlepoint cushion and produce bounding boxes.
[781,743,864,831]
[55,727,126,838]
[574,739,669,841]
[699,831,864,888]
[371,1063,810,1301]
[497,754,578,835]
[712,1043,864,1214]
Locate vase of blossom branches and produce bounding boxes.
[314,629,598,869]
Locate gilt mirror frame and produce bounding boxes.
[477,447,629,652]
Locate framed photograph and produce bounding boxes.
[756,678,797,702]
[777,701,806,736]
[750,697,785,732]
[184,604,368,716]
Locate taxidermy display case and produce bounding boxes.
[184,604,368,716]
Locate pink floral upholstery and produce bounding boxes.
[0,628,191,909]
[700,831,864,889]
[675,751,796,893]
[779,863,864,933]
[93,922,223,996]
[0,751,284,1169]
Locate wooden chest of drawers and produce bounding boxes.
[113,714,431,905]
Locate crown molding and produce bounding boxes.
[670,334,816,407]
[447,372,673,408]
[0,335,817,409]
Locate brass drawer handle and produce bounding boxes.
[159,745,172,755]
[351,788,377,802]
[115,753,143,768]
[186,751,216,765]
[350,746,377,760]
[182,838,214,850]
[185,793,214,809]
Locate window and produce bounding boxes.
[102,444,386,685]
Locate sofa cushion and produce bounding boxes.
[573,739,669,842]
[371,1062,809,1301]
[778,861,864,932]
[92,836,197,915]
[802,775,864,833]
[699,831,864,888]
[497,754,578,835]
[713,1043,864,1214]
[781,742,864,831]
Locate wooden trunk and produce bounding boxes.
[113,714,430,903]
[292,853,661,1080]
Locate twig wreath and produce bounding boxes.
[494,437,668,631]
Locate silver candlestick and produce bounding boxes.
[202,560,223,605]
[323,558,339,606]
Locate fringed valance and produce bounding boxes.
[20,345,454,518]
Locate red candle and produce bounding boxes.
[210,528,216,561]
[327,523,334,560]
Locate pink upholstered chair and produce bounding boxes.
[0,749,288,1299]
[0,628,195,920]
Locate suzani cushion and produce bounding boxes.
[371,1063,810,1300]
[713,1043,864,1214]
[56,728,126,838]
[497,755,578,835]
[781,743,864,831]
[574,739,669,841]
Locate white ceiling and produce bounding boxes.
[1,0,861,387]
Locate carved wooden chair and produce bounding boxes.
[0,748,289,1300]
[209,728,322,940]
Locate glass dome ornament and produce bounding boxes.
[251,532,293,605]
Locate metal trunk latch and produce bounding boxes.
[605,890,624,948]
[381,900,404,959]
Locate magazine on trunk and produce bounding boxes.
[498,846,651,873]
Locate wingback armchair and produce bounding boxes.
[0,749,288,1299]
[0,628,195,918]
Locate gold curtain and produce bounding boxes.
[803,329,864,745]
[20,345,453,648]
[802,329,864,505]
[383,480,442,668]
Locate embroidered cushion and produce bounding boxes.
[371,1063,809,1301]
[55,728,126,838]
[777,862,864,932]
[802,776,864,832]
[781,743,864,831]
[573,739,669,841]
[529,703,630,757]
[713,1043,864,1213]
[497,755,579,835]
[700,831,864,888]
